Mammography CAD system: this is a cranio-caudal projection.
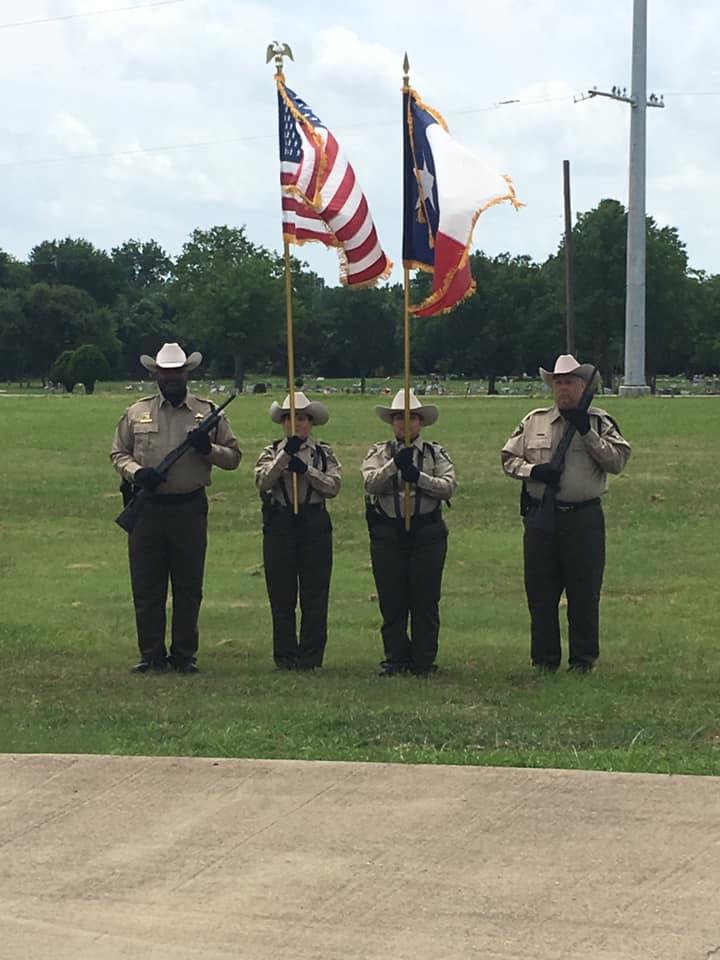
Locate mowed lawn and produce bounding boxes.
[1,390,719,774]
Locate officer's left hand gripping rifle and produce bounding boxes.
[115,393,236,535]
[524,367,599,534]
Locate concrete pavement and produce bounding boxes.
[1,754,718,959]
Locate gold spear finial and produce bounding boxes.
[402,51,410,89]
[266,41,294,76]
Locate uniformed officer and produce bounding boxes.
[111,343,241,673]
[361,389,457,677]
[501,354,632,673]
[255,392,342,671]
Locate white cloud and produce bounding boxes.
[1,0,720,279]
[48,111,98,153]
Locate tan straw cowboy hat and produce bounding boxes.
[375,388,439,426]
[269,391,329,426]
[140,342,202,374]
[540,354,600,388]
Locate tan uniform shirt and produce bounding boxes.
[501,404,631,502]
[254,437,342,506]
[110,393,241,494]
[361,437,457,517]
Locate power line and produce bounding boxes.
[0,0,184,30]
[0,93,582,169]
[0,134,270,168]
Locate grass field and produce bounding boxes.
[1,389,719,774]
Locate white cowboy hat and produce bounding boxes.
[540,354,599,388]
[269,391,329,426]
[375,388,439,426]
[140,342,202,373]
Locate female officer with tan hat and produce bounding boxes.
[254,391,342,671]
[362,388,457,677]
[501,354,631,673]
[111,343,241,674]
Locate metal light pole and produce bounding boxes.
[621,0,650,396]
[581,0,664,395]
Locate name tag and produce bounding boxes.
[138,414,153,423]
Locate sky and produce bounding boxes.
[2,0,719,286]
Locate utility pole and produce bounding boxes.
[563,160,575,356]
[580,0,664,395]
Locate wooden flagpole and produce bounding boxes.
[270,41,299,514]
[402,53,412,532]
[283,239,299,514]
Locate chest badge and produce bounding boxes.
[194,412,204,421]
[138,414,153,423]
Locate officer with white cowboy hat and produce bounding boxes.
[501,354,631,673]
[254,391,342,671]
[111,343,241,673]
[361,388,457,677]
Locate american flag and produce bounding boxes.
[277,78,392,287]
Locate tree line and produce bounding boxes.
[1,198,719,393]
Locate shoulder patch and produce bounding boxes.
[510,421,524,438]
[526,406,553,418]
[437,445,453,463]
[601,414,624,437]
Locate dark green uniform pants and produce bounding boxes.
[128,491,208,666]
[262,504,333,668]
[369,513,448,673]
[523,501,605,669]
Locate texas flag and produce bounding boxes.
[403,87,522,317]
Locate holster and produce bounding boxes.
[120,478,135,508]
[365,496,378,534]
[520,480,534,517]
[261,492,280,532]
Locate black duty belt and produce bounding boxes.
[552,497,601,513]
[148,489,205,505]
[373,507,441,528]
[273,501,326,512]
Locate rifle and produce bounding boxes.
[115,392,236,535]
[524,367,599,534]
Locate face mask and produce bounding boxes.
[158,378,187,406]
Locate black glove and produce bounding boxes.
[134,467,163,491]
[393,445,415,470]
[284,435,303,455]
[288,456,308,474]
[188,428,212,455]
[562,408,591,435]
[401,463,420,484]
[530,463,562,486]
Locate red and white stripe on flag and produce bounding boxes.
[278,81,392,287]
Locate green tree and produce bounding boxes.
[412,252,546,391]
[687,271,720,374]
[111,239,172,291]
[28,238,122,307]
[542,199,695,385]
[21,283,119,381]
[172,226,283,390]
[0,289,30,379]
[69,344,111,394]
[114,289,178,377]
[0,250,30,290]
[645,220,691,381]
[310,285,400,389]
[542,199,626,386]
[49,350,77,392]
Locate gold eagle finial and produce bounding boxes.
[266,41,294,75]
